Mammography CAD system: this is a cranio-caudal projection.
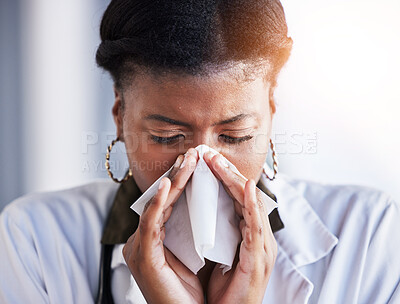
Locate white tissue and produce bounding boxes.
[131,145,277,274]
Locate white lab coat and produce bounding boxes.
[0,173,399,303]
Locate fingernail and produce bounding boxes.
[206,150,217,159]
[187,148,195,155]
[159,178,166,190]
[187,156,196,169]
[217,156,229,168]
[174,155,183,168]
[180,155,188,169]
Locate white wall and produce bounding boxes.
[1,0,399,210]
[275,0,400,201]
[19,0,117,199]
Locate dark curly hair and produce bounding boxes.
[96,0,292,93]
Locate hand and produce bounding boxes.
[123,149,204,304]
[204,152,277,304]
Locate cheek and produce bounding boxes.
[221,138,269,181]
[126,146,179,192]
[122,130,175,192]
[120,116,176,191]
[232,152,267,181]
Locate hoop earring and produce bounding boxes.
[105,136,132,183]
[264,138,278,181]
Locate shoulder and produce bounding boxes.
[0,180,119,301]
[267,174,400,302]
[3,179,119,216]
[285,174,395,208]
[1,179,119,239]
[281,174,398,236]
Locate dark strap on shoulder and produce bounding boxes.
[257,179,284,232]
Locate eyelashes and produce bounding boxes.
[150,134,253,144]
[218,134,253,144]
[150,134,184,144]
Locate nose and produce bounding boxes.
[190,131,219,151]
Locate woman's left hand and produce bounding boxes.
[204,152,277,304]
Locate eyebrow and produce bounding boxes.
[144,114,191,126]
[213,114,252,126]
[144,113,253,126]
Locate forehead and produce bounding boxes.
[123,65,271,124]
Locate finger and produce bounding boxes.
[185,147,199,160]
[169,154,185,179]
[242,179,264,250]
[168,148,198,180]
[123,230,141,266]
[204,152,244,217]
[163,205,173,223]
[203,151,222,180]
[165,149,199,211]
[210,154,247,206]
[234,199,243,218]
[260,200,276,255]
[239,218,246,233]
[140,177,171,252]
[123,232,134,261]
[249,187,275,254]
[155,149,198,224]
[160,225,166,242]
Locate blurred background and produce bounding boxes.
[1,0,399,210]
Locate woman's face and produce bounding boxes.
[112,69,275,192]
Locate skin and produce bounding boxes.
[114,66,278,303]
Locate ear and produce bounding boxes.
[112,85,124,141]
[269,87,276,116]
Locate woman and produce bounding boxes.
[1,0,399,303]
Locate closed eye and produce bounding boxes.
[150,134,253,144]
[150,134,184,144]
[219,134,253,144]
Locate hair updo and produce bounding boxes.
[96,0,292,92]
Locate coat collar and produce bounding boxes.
[262,172,339,268]
[259,171,338,303]
[101,173,284,245]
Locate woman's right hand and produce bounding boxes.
[123,148,203,304]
